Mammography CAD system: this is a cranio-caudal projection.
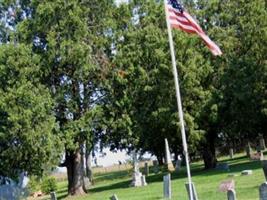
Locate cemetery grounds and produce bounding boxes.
[39,153,266,200]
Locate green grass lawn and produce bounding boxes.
[51,153,265,200]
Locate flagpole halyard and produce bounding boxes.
[164,1,194,200]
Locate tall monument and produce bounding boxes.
[165,138,175,172]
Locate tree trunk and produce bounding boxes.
[203,147,217,169]
[66,147,86,196]
[156,153,164,165]
[202,133,217,169]
[85,148,93,183]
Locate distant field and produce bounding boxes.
[41,153,266,200]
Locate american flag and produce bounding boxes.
[167,0,222,56]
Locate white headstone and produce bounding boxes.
[163,174,171,199]
[141,175,147,186]
[241,170,253,176]
[130,151,145,187]
[175,155,182,172]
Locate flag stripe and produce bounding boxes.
[167,1,222,56]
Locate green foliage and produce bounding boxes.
[0,44,62,178]
[41,176,57,194]
[27,176,41,193]
[103,0,214,161]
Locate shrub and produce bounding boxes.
[41,176,57,194]
[27,176,41,193]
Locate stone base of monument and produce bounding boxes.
[130,172,147,187]
[166,163,175,172]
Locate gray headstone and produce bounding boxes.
[144,162,149,176]
[163,174,171,199]
[110,194,119,200]
[229,148,234,159]
[185,182,198,200]
[259,182,267,200]
[50,191,57,200]
[227,189,236,200]
[246,143,252,157]
[216,163,230,171]
[153,160,159,174]
[262,161,267,181]
[257,146,263,153]
[260,138,266,150]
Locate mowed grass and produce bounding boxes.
[52,153,266,200]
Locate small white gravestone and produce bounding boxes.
[141,175,147,186]
[163,174,171,199]
[165,138,175,172]
[241,170,253,176]
[131,151,146,187]
[227,189,237,200]
[259,182,267,200]
[185,182,199,200]
[175,155,182,172]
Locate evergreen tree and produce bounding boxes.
[15,0,114,195]
[0,44,60,178]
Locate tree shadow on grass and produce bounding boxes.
[148,156,263,183]
[94,170,131,184]
[59,155,264,197]
[89,179,131,193]
[56,187,68,200]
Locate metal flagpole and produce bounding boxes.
[163,1,194,200]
